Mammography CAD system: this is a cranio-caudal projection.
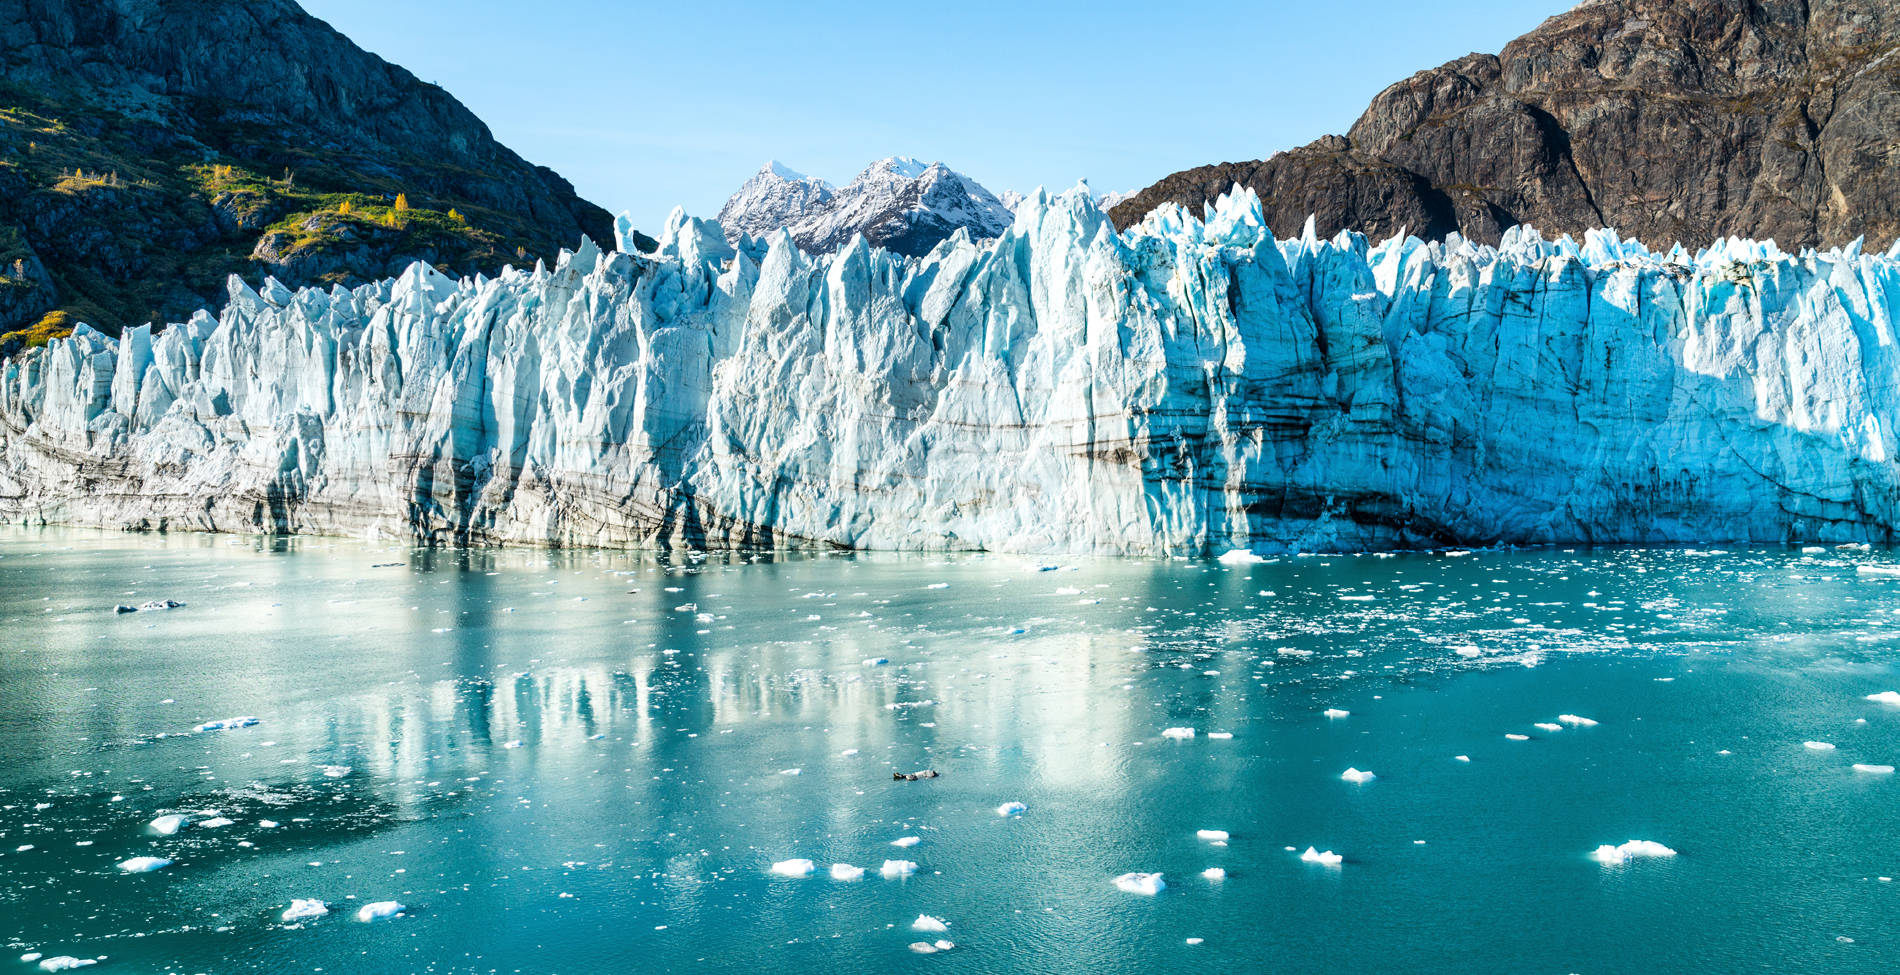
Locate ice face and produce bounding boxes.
[5,185,1900,555]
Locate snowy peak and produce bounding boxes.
[717,157,1015,257]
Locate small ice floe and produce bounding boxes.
[258,820,279,829]
[1853,764,1896,774]
[1299,847,1343,866]
[769,859,816,878]
[1161,727,1196,740]
[1454,755,1471,762]
[1857,565,1900,578]
[1840,542,1873,551]
[1802,546,1827,554]
[1866,691,1900,707]
[780,768,802,776]
[1186,937,1205,945]
[1323,708,1350,719]
[1805,741,1837,751]
[840,748,859,757]
[150,813,189,835]
[36,957,95,972]
[20,954,40,963]
[194,716,259,732]
[894,769,940,781]
[355,901,405,922]
[926,583,950,590]
[1505,734,1531,741]
[1534,722,1563,732]
[880,859,919,878]
[320,765,352,777]
[863,657,889,666]
[1201,867,1226,881]
[199,817,234,829]
[909,941,954,954]
[996,801,1028,817]
[1196,829,1230,842]
[1207,732,1234,739]
[891,836,922,848]
[1217,549,1264,565]
[118,856,172,873]
[1113,872,1166,895]
[282,899,329,922]
[830,863,865,881]
[1341,768,1376,784]
[1590,840,1677,864]
[912,915,949,932]
[1558,714,1599,727]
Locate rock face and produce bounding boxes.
[2,188,1898,554]
[0,0,622,333]
[1112,0,1900,251]
[716,158,1014,257]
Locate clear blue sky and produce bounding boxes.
[299,0,1570,234]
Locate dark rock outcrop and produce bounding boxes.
[0,0,626,334]
[1111,0,1900,250]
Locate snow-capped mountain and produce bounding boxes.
[716,157,1015,256]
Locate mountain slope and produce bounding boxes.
[1111,0,1900,249]
[717,157,1014,256]
[0,0,637,346]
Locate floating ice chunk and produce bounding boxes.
[118,856,172,873]
[199,817,234,829]
[1161,727,1196,739]
[1300,847,1343,866]
[830,863,865,881]
[1454,755,1471,762]
[1802,546,1827,554]
[996,801,1028,816]
[1217,549,1264,565]
[1805,741,1837,751]
[840,748,859,757]
[1323,708,1350,719]
[1590,841,1677,864]
[1505,734,1530,741]
[891,836,922,848]
[258,820,279,828]
[1186,937,1205,945]
[1196,829,1229,842]
[926,583,950,590]
[912,915,949,932]
[780,768,802,776]
[1207,732,1234,739]
[1201,867,1226,880]
[1341,768,1376,784]
[1558,714,1599,727]
[21,954,41,963]
[880,859,919,878]
[1857,565,1900,577]
[355,901,405,922]
[769,859,816,878]
[282,899,329,922]
[862,657,889,666]
[1866,691,1900,707]
[150,813,188,835]
[909,942,941,954]
[319,765,352,777]
[1534,722,1563,732]
[1113,872,1166,895]
[36,958,95,972]
[1853,764,1896,774]
[194,716,258,732]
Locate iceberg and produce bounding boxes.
[1867,691,1900,707]
[282,898,329,921]
[149,813,188,835]
[355,901,405,922]
[6,188,1900,555]
[1113,872,1166,895]
[1201,867,1226,880]
[911,915,949,932]
[879,859,919,878]
[1161,727,1196,740]
[829,863,865,881]
[769,858,816,878]
[1299,847,1343,866]
[1340,768,1376,784]
[1590,840,1677,864]
[995,801,1028,816]
[117,856,172,873]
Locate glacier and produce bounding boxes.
[3,183,1899,556]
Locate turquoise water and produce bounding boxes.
[2,530,1898,974]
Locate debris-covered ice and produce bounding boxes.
[1590,841,1677,864]
[1113,872,1166,895]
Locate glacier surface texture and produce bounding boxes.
[4,185,1899,555]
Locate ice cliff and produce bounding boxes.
[3,184,1898,555]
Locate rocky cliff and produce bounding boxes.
[0,0,631,342]
[1111,0,1900,251]
[2,189,1896,554]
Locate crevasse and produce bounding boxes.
[3,184,1898,554]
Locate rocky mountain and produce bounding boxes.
[7,187,1898,553]
[716,157,1014,256]
[1111,0,1900,250]
[0,0,638,347]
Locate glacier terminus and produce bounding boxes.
[3,184,1899,555]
